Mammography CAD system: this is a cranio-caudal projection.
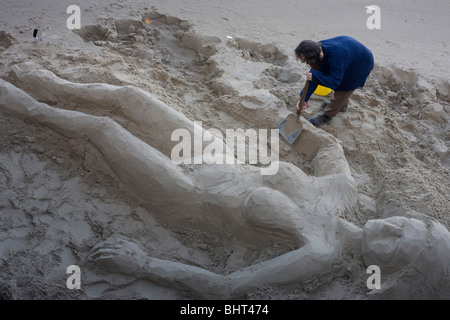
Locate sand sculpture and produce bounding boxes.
[1,61,449,299]
[1,10,449,300]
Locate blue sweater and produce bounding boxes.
[302,36,374,102]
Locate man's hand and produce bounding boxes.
[306,70,313,81]
[296,100,308,114]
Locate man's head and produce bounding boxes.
[294,40,322,70]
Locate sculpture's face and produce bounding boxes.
[362,217,428,274]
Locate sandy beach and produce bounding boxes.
[0,0,449,301]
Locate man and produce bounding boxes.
[295,36,374,127]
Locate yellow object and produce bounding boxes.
[314,85,332,96]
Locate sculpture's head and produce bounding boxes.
[362,216,428,274]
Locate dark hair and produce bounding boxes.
[294,40,322,69]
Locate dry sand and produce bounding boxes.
[0,0,449,300]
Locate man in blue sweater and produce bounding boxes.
[295,36,374,127]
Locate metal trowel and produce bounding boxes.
[278,80,310,145]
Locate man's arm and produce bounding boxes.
[311,47,348,90]
[299,70,318,106]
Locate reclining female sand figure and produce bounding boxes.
[4,64,449,299]
[1,63,358,298]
